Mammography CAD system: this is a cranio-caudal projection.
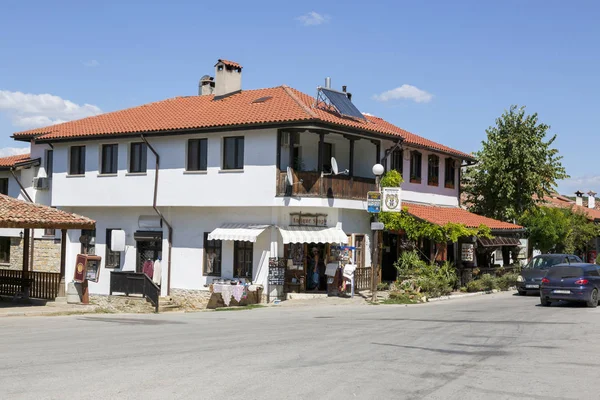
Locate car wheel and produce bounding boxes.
[586,289,598,308]
[540,296,551,307]
[518,290,526,296]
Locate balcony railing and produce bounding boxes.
[276,170,376,201]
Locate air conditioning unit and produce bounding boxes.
[33,177,50,190]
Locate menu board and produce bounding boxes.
[268,257,285,285]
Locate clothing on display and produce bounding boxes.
[142,260,154,279]
[153,259,162,286]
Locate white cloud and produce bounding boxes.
[296,11,330,26]
[0,90,102,128]
[0,147,29,157]
[83,60,99,67]
[558,175,600,196]
[373,84,434,103]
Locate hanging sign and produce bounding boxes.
[382,187,402,212]
[461,243,474,262]
[367,191,381,213]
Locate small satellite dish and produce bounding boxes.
[286,166,303,186]
[331,157,339,175]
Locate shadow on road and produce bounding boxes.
[370,342,510,357]
[355,317,575,325]
[77,317,186,326]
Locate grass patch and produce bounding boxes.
[381,293,420,305]
[214,304,266,312]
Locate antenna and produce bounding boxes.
[286,166,303,186]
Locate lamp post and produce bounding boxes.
[371,163,384,302]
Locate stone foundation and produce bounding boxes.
[2,237,61,272]
[170,288,212,310]
[90,294,155,313]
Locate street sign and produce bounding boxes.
[382,187,402,212]
[371,222,385,231]
[367,191,381,213]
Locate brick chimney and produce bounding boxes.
[214,59,242,98]
[588,191,597,209]
[575,190,584,207]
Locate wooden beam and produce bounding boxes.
[22,228,30,294]
[60,229,67,279]
[318,132,325,174]
[348,138,355,178]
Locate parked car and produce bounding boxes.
[517,254,582,295]
[539,263,600,307]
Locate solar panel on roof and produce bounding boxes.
[320,88,365,120]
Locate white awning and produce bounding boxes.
[207,223,270,243]
[278,226,348,244]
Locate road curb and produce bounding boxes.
[427,289,512,303]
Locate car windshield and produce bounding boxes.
[547,266,584,279]
[525,256,565,270]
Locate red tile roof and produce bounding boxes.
[217,59,242,69]
[13,86,474,160]
[541,195,600,221]
[404,202,523,231]
[0,153,31,168]
[0,194,95,229]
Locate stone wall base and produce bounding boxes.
[90,294,155,313]
[170,288,212,310]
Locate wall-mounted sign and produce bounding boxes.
[367,191,381,213]
[382,187,402,212]
[461,243,474,262]
[290,213,327,227]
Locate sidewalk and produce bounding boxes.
[0,296,100,317]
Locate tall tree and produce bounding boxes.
[463,105,568,222]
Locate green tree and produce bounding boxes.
[563,209,600,254]
[463,105,568,222]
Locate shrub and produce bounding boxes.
[459,286,468,293]
[393,251,458,298]
[466,280,485,292]
[377,282,390,291]
[479,274,497,291]
[497,273,519,290]
[394,250,426,279]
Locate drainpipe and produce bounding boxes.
[140,135,173,296]
[10,167,35,273]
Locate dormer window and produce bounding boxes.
[410,151,422,183]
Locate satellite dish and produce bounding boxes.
[286,166,303,186]
[331,157,339,175]
[286,167,294,186]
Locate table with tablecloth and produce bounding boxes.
[208,283,263,308]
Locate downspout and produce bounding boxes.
[140,135,173,296]
[10,167,35,273]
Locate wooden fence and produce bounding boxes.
[0,269,61,300]
[354,267,373,290]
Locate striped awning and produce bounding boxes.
[207,223,270,243]
[278,226,348,244]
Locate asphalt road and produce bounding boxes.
[1,292,599,400]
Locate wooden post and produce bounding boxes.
[57,229,67,298]
[22,228,30,296]
[348,138,355,178]
[81,280,89,304]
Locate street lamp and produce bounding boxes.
[371,163,384,302]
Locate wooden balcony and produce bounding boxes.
[276,170,376,201]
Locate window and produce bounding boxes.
[223,136,244,170]
[445,158,456,188]
[101,144,118,174]
[129,142,147,173]
[187,139,208,171]
[69,146,86,175]
[428,154,439,186]
[391,149,403,174]
[234,241,253,279]
[410,151,422,183]
[0,178,8,195]
[105,229,121,268]
[203,232,222,276]
[46,149,53,178]
[0,237,9,264]
[80,229,96,255]
[44,228,56,236]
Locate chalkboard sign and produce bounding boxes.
[268,258,285,285]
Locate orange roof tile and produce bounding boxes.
[541,195,600,221]
[217,59,242,69]
[13,86,474,160]
[0,194,95,229]
[0,153,32,168]
[404,202,523,231]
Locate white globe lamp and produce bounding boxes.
[372,163,384,177]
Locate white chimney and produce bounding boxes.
[575,190,584,206]
[588,191,597,209]
[214,59,242,97]
[198,75,214,96]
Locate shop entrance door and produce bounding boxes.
[307,243,327,292]
[381,232,398,282]
[134,231,163,274]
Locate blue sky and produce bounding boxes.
[1,0,598,194]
